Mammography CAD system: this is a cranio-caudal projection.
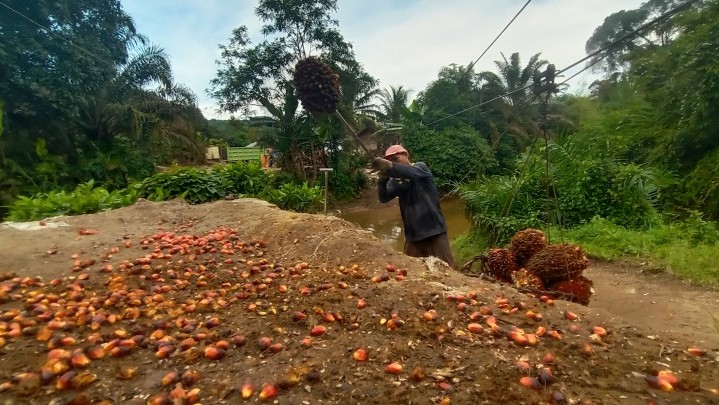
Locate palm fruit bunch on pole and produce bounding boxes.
[293,57,341,114]
[482,248,518,283]
[509,228,547,267]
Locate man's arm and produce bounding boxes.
[378,178,398,203]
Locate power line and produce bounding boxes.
[557,0,701,76]
[427,0,701,127]
[0,0,116,67]
[467,0,533,71]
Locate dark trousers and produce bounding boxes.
[404,232,456,269]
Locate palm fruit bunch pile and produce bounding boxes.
[293,57,341,114]
[482,228,594,305]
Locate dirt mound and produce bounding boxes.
[0,199,717,404]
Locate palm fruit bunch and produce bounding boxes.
[525,243,589,284]
[482,248,518,283]
[510,228,547,267]
[293,57,341,114]
[547,276,594,306]
[511,268,545,290]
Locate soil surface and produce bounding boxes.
[0,198,718,405]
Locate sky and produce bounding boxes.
[120,0,646,119]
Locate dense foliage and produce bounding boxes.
[6,163,323,221]
[0,0,209,217]
[210,0,376,193]
[404,126,496,189]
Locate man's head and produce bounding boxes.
[384,144,410,165]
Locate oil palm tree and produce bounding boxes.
[478,52,547,151]
[76,45,206,160]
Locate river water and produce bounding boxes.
[338,197,472,252]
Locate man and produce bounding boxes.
[372,145,456,269]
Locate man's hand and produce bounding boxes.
[371,157,392,173]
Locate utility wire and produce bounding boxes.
[427,0,701,127]
[467,0,533,70]
[556,0,702,76]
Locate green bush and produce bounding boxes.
[263,182,323,212]
[212,162,270,196]
[4,162,326,221]
[404,126,496,189]
[459,139,663,245]
[139,167,229,204]
[6,180,138,221]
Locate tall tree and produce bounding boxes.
[478,52,547,150]
[209,0,377,176]
[585,0,695,73]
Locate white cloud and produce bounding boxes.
[122,0,644,119]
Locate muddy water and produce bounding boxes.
[338,197,472,252]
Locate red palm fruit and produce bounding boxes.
[162,371,179,386]
[56,371,76,390]
[310,325,326,336]
[241,381,254,399]
[181,370,199,386]
[258,336,272,350]
[657,371,679,385]
[515,361,531,374]
[687,346,706,356]
[259,383,278,400]
[353,348,368,362]
[385,362,403,374]
[543,352,555,364]
[186,388,200,404]
[70,349,90,368]
[538,367,553,385]
[231,335,247,347]
[204,318,220,328]
[203,347,225,360]
[300,337,313,348]
[467,323,483,334]
[592,326,607,337]
[169,383,186,400]
[519,376,542,390]
[179,338,196,351]
[268,343,283,353]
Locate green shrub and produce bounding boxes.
[404,126,496,189]
[263,182,323,212]
[139,167,229,204]
[6,180,138,221]
[212,162,270,195]
[459,138,663,245]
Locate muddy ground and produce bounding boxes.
[0,198,718,405]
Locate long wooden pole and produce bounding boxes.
[334,111,373,157]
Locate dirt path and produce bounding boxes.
[586,263,719,345]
